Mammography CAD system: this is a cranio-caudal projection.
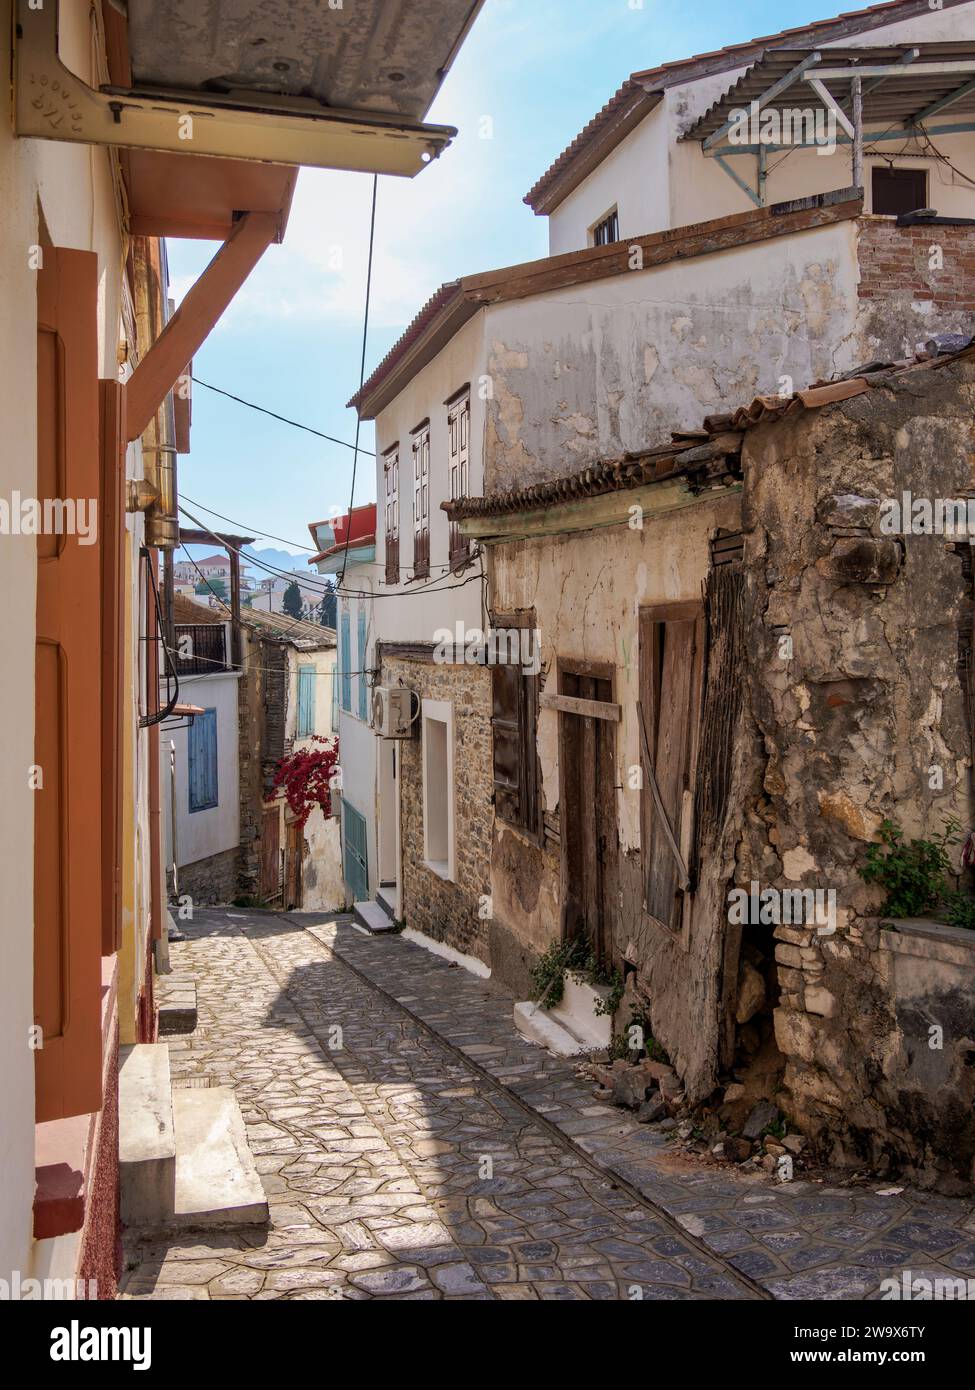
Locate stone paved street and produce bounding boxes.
[120,909,975,1302]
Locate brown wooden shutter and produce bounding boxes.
[100,380,126,955]
[35,246,104,1121]
[639,602,705,931]
[492,662,522,824]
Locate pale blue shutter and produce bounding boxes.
[340,611,352,712]
[343,802,369,902]
[357,607,368,721]
[188,708,218,812]
[297,665,316,737]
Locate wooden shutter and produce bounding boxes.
[639,602,705,930]
[412,426,430,578]
[384,447,399,585]
[188,708,218,811]
[448,396,470,571]
[492,662,523,825]
[340,610,352,711]
[100,379,126,955]
[34,246,104,1122]
[297,665,316,737]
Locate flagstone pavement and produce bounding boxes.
[118,909,975,1302]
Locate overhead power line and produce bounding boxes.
[191,375,376,457]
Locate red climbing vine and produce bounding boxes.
[270,736,340,829]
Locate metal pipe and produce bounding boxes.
[852,75,864,192]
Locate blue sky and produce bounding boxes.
[169,0,858,559]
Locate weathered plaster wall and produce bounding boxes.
[483,221,863,491]
[383,655,492,964]
[489,485,744,1086]
[856,219,975,359]
[738,357,975,1187]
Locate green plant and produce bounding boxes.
[530,937,590,1008]
[941,891,975,932]
[608,1032,630,1061]
[859,818,959,918]
[761,1118,787,1141]
[593,971,624,1018]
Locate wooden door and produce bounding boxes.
[260,807,281,902]
[285,822,303,909]
[559,668,618,967]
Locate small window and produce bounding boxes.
[872,166,927,217]
[491,614,541,839]
[422,700,455,879]
[188,708,218,812]
[296,665,316,738]
[592,208,620,247]
[412,424,431,579]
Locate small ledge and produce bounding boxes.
[423,858,453,883]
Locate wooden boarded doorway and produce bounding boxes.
[285,821,303,910]
[260,806,282,903]
[557,660,619,969]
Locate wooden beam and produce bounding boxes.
[540,692,621,722]
[126,212,277,442]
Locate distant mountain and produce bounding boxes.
[243,546,312,578]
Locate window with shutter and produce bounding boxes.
[340,609,353,712]
[297,665,316,737]
[491,614,541,838]
[357,606,369,721]
[34,243,105,1122]
[447,394,470,572]
[188,708,219,812]
[638,601,705,932]
[411,423,430,579]
[383,445,399,585]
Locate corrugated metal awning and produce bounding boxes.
[685,42,975,144]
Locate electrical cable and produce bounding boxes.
[190,376,376,457]
[340,175,379,588]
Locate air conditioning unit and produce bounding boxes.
[372,686,417,739]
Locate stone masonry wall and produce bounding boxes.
[738,354,975,1189]
[171,845,239,906]
[383,655,493,964]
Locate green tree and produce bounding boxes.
[195,576,227,602]
[317,580,337,628]
[283,579,304,619]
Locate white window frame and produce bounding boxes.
[421,698,455,881]
[411,422,430,574]
[590,206,620,247]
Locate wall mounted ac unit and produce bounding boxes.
[372,686,417,739]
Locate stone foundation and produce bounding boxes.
[171,845,240,906]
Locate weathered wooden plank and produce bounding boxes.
[540,692,621,721]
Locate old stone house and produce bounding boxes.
[447,346,975,1189]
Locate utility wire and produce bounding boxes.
[191,376,375,456]
[340,175,378,589]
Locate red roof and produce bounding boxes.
[308,504,377,563]
[525,0,960,213]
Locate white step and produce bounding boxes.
[353,900,399,934]
[172,1087,269,1228]
[119,1044,176,1227]
[550,975,614,1050]
[513,1001,587,1057]
[375,884,398,922]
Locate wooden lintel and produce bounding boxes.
[540,692,621,722]
[125,212,278,442]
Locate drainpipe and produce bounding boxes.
[128,237,179,550]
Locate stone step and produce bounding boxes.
[550,975,614,1050]
[157,978,198,1036]
[513,1001,587,1058]
[119,1043,176,1227]
[353,900,400,934]
[375,884,398,922]
[172,1087,269,1229]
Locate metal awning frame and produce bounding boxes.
[699,47,975,208]
[14,0,457,179]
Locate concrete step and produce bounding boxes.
[353,900,400,934]
[119,1043,176,1227]
[513,1001,587,1058]
[550,975,614,1050]
[157,978,198,1036]
[172,1087,269,1229]
[375,884,398,922]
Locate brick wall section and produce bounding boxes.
[384,655,493,963]
[857,219,975,314]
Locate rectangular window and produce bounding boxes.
[490,614,541,838]
[447,393,471,572]
[638,602,705,932]
[340,609,352,712]
[297,664,316,737]
[412,422,430,579]
[422,700,455,880]
[188,708,219,812]
[383,445,399,585]
[592,208,620,246]
[871,166,927,217]
[357,606,369,721]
